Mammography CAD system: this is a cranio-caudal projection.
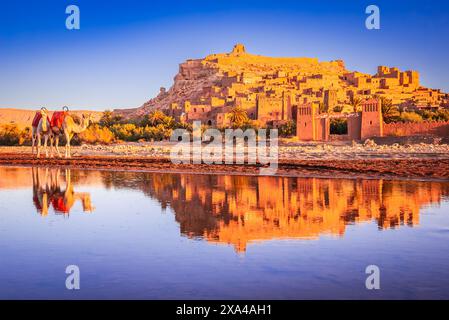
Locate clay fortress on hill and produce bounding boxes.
[122,44,449,141]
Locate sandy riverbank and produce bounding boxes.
[0,141,448,180]
[1,139,449,159]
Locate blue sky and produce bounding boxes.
[0,0,448,110]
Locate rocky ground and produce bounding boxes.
[0,140,448,180]
[1,139,448,160]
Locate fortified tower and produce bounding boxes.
[360,98,383,140]
[296,102,328,141]
[230,43,246,55]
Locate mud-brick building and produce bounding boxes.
[296,98,383,141]
[256,93,292,125]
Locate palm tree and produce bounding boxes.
[378,96,399,123]
[147,110,167,126]
[351,97,363,113]
[99,110,113,127]
[229,107,249,128]
[99,110,122,127]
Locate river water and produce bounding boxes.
[0,166,448,299]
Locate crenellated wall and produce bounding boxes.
[297,99,382,141]
[384,121,449,137]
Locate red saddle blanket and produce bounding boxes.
[52,196,69,213]
[32,112,50,128]
[50,111,67,128]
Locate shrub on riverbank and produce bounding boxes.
[78,124,115,144]
[108,123,173,142]
[0,124,31,146]
[93,110,175,142]
[2,108,448,146]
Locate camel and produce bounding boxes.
[51,113,92,158]
[31,109,92,158]
[50,168,93,214]
[31,108,52,158]
[31,167,94,215]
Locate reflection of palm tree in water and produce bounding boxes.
[31,167,93,216]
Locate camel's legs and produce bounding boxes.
[43,135,49,158]
[31,134,36,156]
[69,134,73,157]
[65,131,71,158]
[36,134,41,158]
[49,135,54,158]
[55,136,61,158]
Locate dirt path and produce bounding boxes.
[0,153,448,181]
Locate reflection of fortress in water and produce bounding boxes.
[1,167,447,251]
[99,172,449,252]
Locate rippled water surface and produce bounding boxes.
[1,166,449,299]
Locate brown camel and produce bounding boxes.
[31,108,52,158]
[32,107,92,158]
[31,167,94,215]
[51,113,92,158]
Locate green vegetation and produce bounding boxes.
[378,96,400,123]
[399,112,423,123]
[1,107,448,145]
[229,107,251,128]
[0,124,31,145]
[330,118,348,135]
[351,97,363,113]
[278,120,296,137]
[417,109,449,121]
[387,107,449,123]
[106,110,178,142]
[77,124,115,144]
[332,105,343,113]
[99,110,123,127]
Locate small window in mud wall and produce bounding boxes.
[370,121,372,125]
[194,108,197,112]
[207,120,212,126]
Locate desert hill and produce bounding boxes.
[120,44,447,126]
[126,44,347,117]
[0,108,102,129]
